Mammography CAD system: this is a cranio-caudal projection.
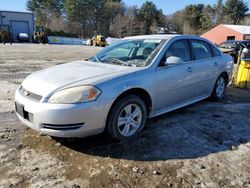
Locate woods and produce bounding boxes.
[26,0,249,38]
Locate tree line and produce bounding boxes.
[26,0,249,38]
[168,0,249,35]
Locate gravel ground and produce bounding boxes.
[0,43,250,188]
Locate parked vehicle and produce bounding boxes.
[33,26,48,44]
[15,35,233,140]
[106,37,121,45]
[0,25,11,44]
[91,32,106,47]
[86,39,92,46]
[218,40,250,63]
[17,33,30,42]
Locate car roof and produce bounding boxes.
[124,34,185,40]
[19,33,28,35]
[124,34,211,42]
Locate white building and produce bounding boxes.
[0,10,34,42]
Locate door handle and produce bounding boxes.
[214,62,218,66]
[187,67,192,72]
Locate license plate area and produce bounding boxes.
[15,102,29,120]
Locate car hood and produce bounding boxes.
[22,61,137,97]
[219,47,234,53]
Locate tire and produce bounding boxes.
[107,95,147,140]
[210,75,226,100]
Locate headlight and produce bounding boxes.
[48,86,101,104]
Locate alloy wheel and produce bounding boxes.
[117,104,142,137]
[216,77,225,98]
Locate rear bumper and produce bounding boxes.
[15,89,113,138]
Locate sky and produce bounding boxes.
[123,0,218,14]
[1,0,220,14]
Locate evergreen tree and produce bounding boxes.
[138,1,164,34]
[223,0,249,24]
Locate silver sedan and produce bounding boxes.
[15,35,233,140]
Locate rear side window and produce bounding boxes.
[165,40,191,62]
[210,45,221,57]
[190,40,212,60]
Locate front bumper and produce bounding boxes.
[15,89,113,138]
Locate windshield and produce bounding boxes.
[89,39,166,67]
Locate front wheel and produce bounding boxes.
[211,76,226,100]
[107,95,147,140]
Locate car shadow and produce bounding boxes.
[54,100,250,161]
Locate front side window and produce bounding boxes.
[90,39,166,67]
[191,40,212,60]
[165,40,191,62]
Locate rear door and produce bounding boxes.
[189,39,219,97]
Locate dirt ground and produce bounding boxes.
[0,43,250,188]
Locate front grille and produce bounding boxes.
[19,86,42,101]
[42,123,84,131]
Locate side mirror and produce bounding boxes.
[164,56,183,66]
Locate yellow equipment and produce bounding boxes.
[91,32,106,47]
[236,58,250,89]
[0,25,11,44]
[33,26,48,44]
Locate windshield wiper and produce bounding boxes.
[89,55,102,63]
[95,56,102,63]
[105,57,135,67]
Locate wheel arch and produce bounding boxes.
[105,88,152,127]
[219,71,229,85]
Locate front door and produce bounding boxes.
[155,39,197,111]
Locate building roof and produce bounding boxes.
[223,24,250,34]
[0,10,34,14]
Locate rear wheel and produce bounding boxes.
[211,75,226,100]
[107,95,147,140]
